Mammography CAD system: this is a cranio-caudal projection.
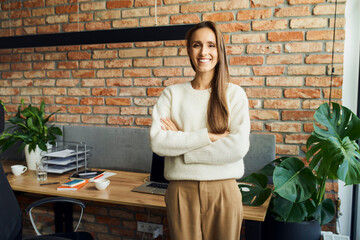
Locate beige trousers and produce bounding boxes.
[165,179,243,240]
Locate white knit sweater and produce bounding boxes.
[150,82,250,181]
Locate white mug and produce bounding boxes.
[11,165,27,176]
[95,179,110,190]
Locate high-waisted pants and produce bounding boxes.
[165,179,243,240]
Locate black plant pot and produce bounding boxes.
[261,216,321,240]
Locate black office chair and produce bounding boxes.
[0,103,94,240]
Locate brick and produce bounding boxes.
[230,77,264,86]
[329,18,346,28]
[219,22,250,32]
[184,67,196,77]
[134,98,158,106]
[92,88,117,96]
[247,44,282,54]
[252,20,287,31]
[134,58,162,67]
[268,31,304,42]
[284,88,321,98]
[119,49,146,58]
[56,79,79,87]
[20,88,42,95]
[107,116,133,125]
[32,96,54,105]
[135,42,162,48]
[105,98,131,106]
[47,71,70,78]
[266,77,303,86]
[94,106,119,114]
[80,2,106,11]
[69,13,93,22]
[264,99,301,109]
[24,17,45,26]
[107,0,133,9]
[43,88,66,95]
[245,88,282,98]
[57,61,78,69]
[148,48,178,57]
[80,97,104,105]
[214,0,249,11]
[305,54,343,64]
[0,54,21,63]
[81,79,105,87]
[11,9,31,18]
[72,70,95,78]
[276,144,299,155]
[62,23,85,32]
[265,122,301,132]
[37,25,60,34]
[24,0,44,8]
[134,78,162,86]
[121,107,147,115]
[232,33,266,43]
[122,8,149,18]
[12,80,33,87]
[119,88,146,96]
[24,70,46,78]
[248,99,262,108]
[56,114,80,123]
[306,29,345,40]
[82,115,106,124]
[68,88,91,96]
[288,66,326,76]
[123,69,151,77]
[323,88,342,99]
[135,118,152,126]
[285,134,310,144]
[136,0,161,7]
[237,9,272,20]
[153,68,182,77]
[68,106,92,114]
[274,6,310,17]
[56,5,78,14]
[11,63,31,71]
[34,79,55,86]
[164,78,192,86]
[327,65,343,76]
[94,10,121,21]
[305,77,342,87]
[33,62,55,70]
[229,56,264,66]
[290,18,327,29]
[170,14,200,25]
[285,42,322,53]
[97,69,122,78]
[266,55,303,65]
[229,67,251,76]
[105,59,132,68]
[80,61,105,69]
[302,99,330,109]
[55,97,78,105]
[203,12,234,22]
[226,45,245,55]
[253,66,285,76]
[32,7,54,17]
[163,0,192,4]
[93,50,117,59]
[282,110,315,121]
[2,71,23,79]
[251,0,283,7]
[0,80,10,86]
[250,110,279,120]
[251,122,263,131]
[46,0,67,6]
[106,78,132,87]
[85,22,111,31]
[287,0,324,4]
[45,15,68,24]
[147,88,164,97]
[67,52,92,61]
[181,3,212,13]
[113,19,139,28]
[96,216,122,226]
[164,57,190,67]
[313,4,345,15]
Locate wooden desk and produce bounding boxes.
[2,160,270,222]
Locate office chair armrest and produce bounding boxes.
[26,197,85,236]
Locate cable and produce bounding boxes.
[329,0,339,105]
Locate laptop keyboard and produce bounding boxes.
[147,183,168,189]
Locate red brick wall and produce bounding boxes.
[1,0,346,237]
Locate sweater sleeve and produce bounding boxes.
[150,87,211,157]
[183,86,250,165]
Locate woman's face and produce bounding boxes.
[188,27,219,74]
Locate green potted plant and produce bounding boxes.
[0,99,62,170]
[239,102,360,240]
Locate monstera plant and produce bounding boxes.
[240,102,360,227]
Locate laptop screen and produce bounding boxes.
[150,153,169,183]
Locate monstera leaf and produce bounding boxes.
[273,157,317,203]
[311,198,335,226]
[239,173,271,206]
[271,195,315,222]
[306,102,360,186]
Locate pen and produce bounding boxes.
[40,182,60,186]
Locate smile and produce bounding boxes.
[198,59,211,63]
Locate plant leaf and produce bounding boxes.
[271,196,308,222]
[311,198,335,225]
[273,157,317,202]
[239,173,271,206]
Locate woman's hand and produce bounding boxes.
[208,131,229,142]
[160,118,179,131]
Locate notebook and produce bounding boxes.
[132,153,169,195]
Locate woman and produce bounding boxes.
[150,21,250,240]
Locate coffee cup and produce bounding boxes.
[11,165,27,176]
[95,179,110,190]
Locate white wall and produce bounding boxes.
[341,0,360,238]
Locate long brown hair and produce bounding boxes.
[186,21,229,134]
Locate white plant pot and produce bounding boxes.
[24,145,43,171]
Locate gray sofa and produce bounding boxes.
[1,124,275,177]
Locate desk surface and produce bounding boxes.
[2,160,270,222]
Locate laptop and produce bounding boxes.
[132,153,169,195]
